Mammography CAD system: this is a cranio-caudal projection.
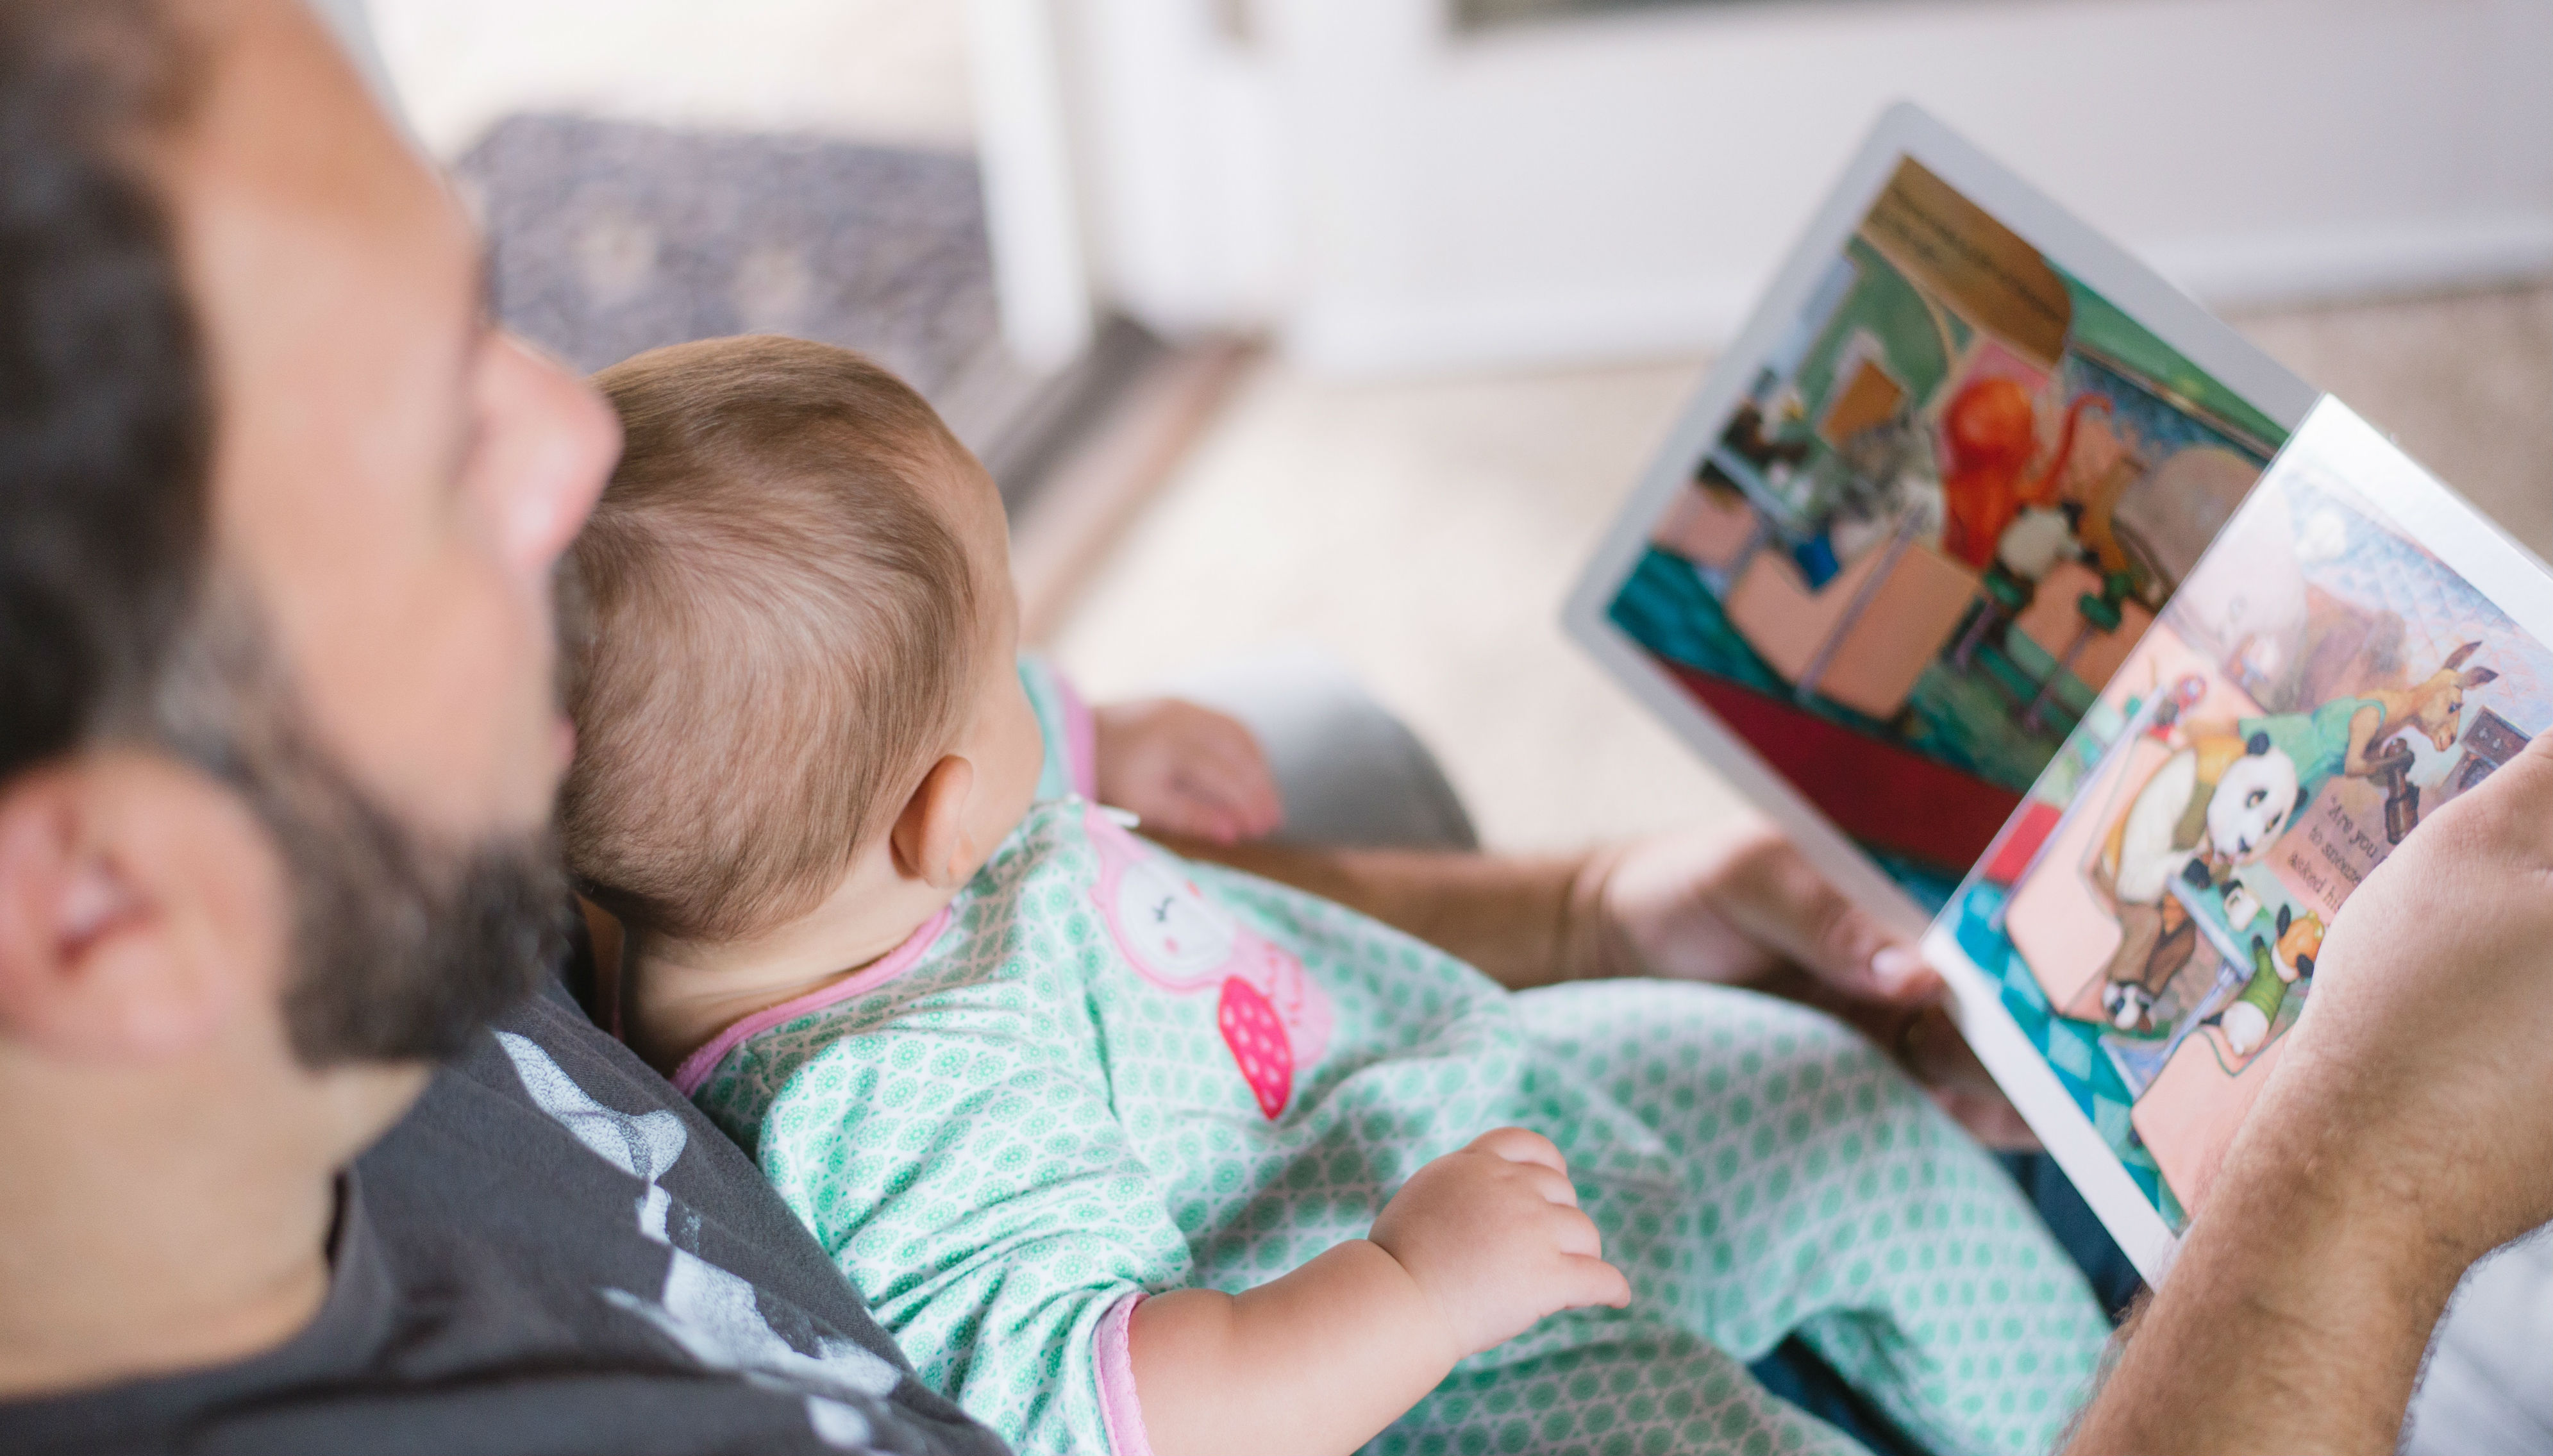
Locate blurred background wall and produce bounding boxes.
[1066,0,2553,376]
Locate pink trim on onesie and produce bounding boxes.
[1093,1291,1155,1456]
[669,907,953,1097]
[1053,670,1100,800]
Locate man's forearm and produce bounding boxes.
[2066,1096,2466,1453]
[1159,837,1602,991]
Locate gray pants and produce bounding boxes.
[1157,643,1478,855]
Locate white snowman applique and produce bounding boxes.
[1083,803,1332,1119]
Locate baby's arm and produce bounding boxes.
[1129,1128,1629,1456]
[1017,655,1280,842]
[1092,697,1284,844]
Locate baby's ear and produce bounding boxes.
[889,756,978,890]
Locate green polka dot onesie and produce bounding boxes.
[680,665,2105,1456]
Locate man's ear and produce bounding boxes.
[0,761,246,1061]
[888,755,976,891]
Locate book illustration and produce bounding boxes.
[1946,448,2553,1231]
[1605,157,2289,908]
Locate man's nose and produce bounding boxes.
[491,333,619,579]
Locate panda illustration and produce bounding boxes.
[2096,732,2304,1033]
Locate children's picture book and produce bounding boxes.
[1564,103,2553,1277]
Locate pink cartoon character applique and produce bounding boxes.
[1084,803,1331,1119]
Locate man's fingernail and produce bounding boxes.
[1871,945,1922,987]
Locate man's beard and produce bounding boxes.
[262,746,565,1067]
[146,588,567,1068]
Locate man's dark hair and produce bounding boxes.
[0,0,209,780]
[0,1,568,1067]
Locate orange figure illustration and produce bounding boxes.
[1938,378,2109,571]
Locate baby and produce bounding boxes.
[562,337,2107,1456]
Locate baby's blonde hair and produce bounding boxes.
[561,335,980,942]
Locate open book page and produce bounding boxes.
[1925,397,2553,1276]
[1581,135,2293,920]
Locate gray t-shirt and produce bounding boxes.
[0,980,1010,1456]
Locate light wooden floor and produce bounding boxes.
[1048,282,2553,853]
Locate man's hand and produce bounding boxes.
[2261,730,2553,1268]
[1587,824,1930,998]
[1585,824,2034,1147]
[1368,1128,1631,1359]
[2068,732,2553,1455]
[1093,698,1284,846]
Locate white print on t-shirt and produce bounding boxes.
[494,1031,900,1447]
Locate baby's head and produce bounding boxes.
[561,336,1042,956]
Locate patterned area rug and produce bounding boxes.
[455,113,1022,432]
